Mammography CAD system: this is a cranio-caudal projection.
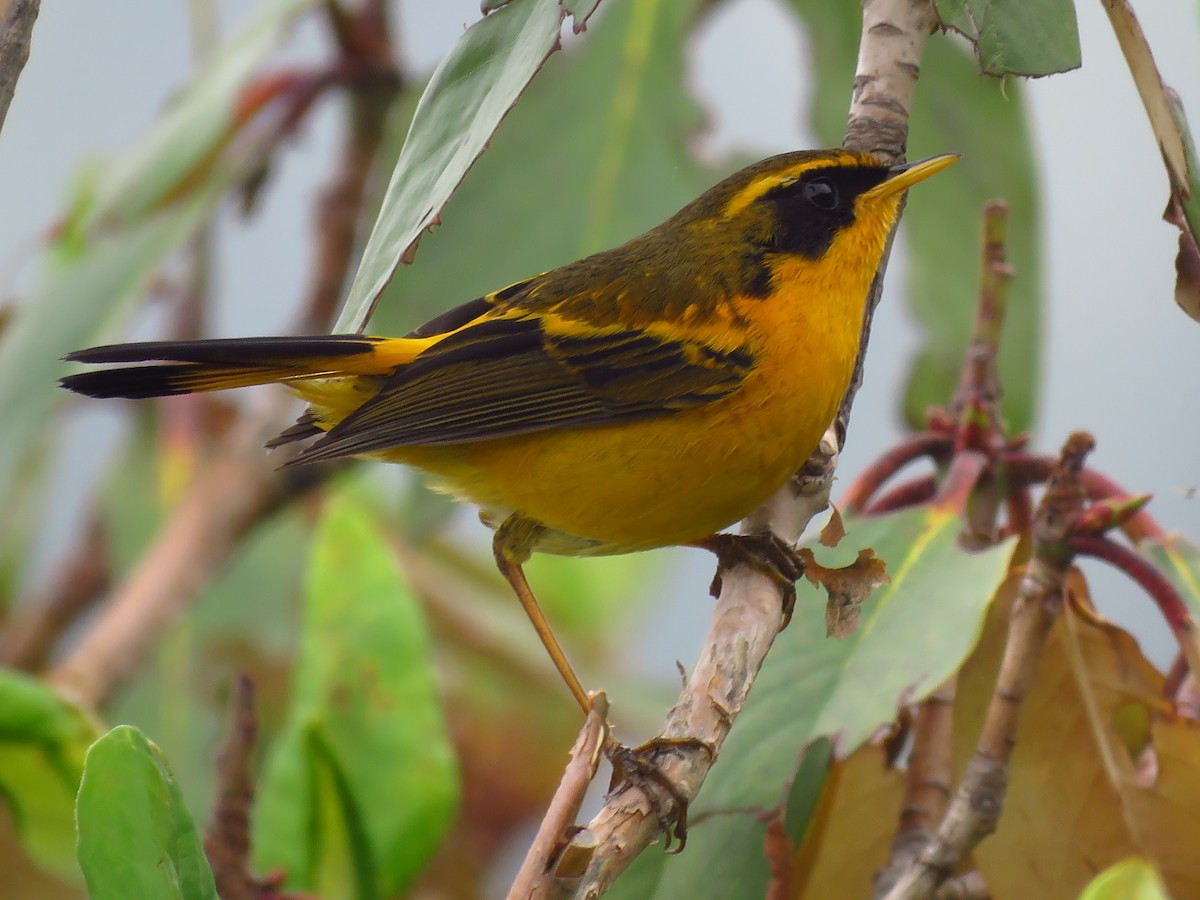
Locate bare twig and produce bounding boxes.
[509,699,609,900]
[881,432,1095,900]
[204,675,261,899]
[0,0,40,134]
[874,680,957,897]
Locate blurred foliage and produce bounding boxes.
[0,1,1197,899]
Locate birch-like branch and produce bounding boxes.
[0,0,39,135]
[511,4,942,895]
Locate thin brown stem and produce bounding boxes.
[874,680,957,897]
[508,700,608,900]
[1070,533,1200,678]
[842,432,953,514]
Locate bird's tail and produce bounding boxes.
[60,335,413,399]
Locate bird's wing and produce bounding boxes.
[288,308,754,464]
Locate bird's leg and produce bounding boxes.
[689,532,806,627]
[494,515,702,851]
[493,516,592,714]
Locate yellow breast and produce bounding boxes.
[389,265,871,556]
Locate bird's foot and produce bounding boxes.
[691,532,806,627]
[604,736,714,854]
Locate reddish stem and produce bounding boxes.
[863,475,938,516]
[1069,534,1195,653]
[1004,454,1166,542]
[842,432,953,514]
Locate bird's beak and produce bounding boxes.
[867,154,959,198]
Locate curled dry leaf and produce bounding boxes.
[1166,195,1200,321]
[798,547,891,639]
[819,505,847,548]
[1103,0,1200,322]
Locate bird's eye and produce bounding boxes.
[803,178,839,211]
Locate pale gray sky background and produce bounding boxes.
[2,0,1197,674]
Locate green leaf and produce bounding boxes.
[336,0,569,332]
[1078,857,1171,900]
[0,672,95,881]
[86,0,321,227]
[254,494,459,896]
[789,1,1042,432]
[365,0,715,338]
[625,508,1014,897]
[76,725,217,900]
[934,0,1081,78]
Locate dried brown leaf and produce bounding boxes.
[791,741,906,898]
[1103,0,1189,190]
[1166,197,1200,322]
[799,547,891,639]
[819,505,847,548]
[1061,573,1200,899]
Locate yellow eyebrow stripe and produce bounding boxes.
[721,149,869,218]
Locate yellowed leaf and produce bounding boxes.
[819,506,846,548]
[1103,0,1188,193]
[1061,576,1200,899]
[792,741,905,899]
[952,571,1141,900]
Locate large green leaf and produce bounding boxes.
[0,671,95,881]
[791,0,1042,432]
[75,725,217,900]
[612,508,1014,898]
[934,0,1081,77]
[362,0,714,337]
[336,0,574,332]
[254,495,459,896]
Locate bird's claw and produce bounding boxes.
[605,736,714,854]
[696,532,806,627]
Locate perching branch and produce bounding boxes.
[524,2,942,894]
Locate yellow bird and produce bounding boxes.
[62,149,955,717]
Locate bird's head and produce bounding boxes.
[683,149,957,271]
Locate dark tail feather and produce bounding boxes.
[61,335,380,400]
